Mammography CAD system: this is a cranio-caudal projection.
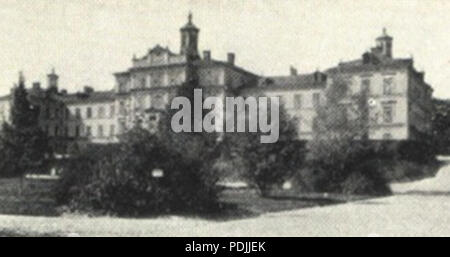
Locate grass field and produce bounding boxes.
[0,178,57,217]
[0,177,348,221]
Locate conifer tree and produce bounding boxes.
[0,72,49,177]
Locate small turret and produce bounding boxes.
[180,12,200,60]
[47,68,59,93]
[375,28,393,59]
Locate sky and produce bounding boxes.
[0,0,449,98]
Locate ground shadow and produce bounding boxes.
[396,190,450,197]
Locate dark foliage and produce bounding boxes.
[303,76,391,195]
[55,128,220,216]
[223,94,304,196]
[0,77,49,177]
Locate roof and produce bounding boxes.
[257,73,327,90]
[180,13,199,31]
[326,58,413,74]
[58,90,115,105]
[115,57,260,79]
[0,94,11,101]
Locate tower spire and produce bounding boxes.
[180,12,199,59]
[188,11,193,24]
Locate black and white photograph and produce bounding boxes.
[0,0,449,240]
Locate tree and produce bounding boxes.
[223,92,302,197]
[0,73,49,178]
[159,63,221,186]
[431,98,450,154]
[304,75,390,195]
[56,127,220,216]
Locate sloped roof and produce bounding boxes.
[257,73,327,90]
[58,90,115,105]
[0,94,10,101]
[326,58,413,74]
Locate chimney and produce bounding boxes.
[227,53,235,65]
[313,71,326,83]
[417,71,425,81]
[203,50,211,61]
[32,82,41,90]
[362,52,371,64]
[84,86,94,94]
[290,66,298,76]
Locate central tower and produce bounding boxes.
[180,12,199,60]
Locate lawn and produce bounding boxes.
[0,178,347,221]
[0,178,58,217]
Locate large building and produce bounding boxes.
[0,14,433,148]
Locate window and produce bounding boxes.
[87,107,92,119]
[75,125,80,137]
[110,125,115,137]
[136,95,145,110]
[75,108,81,118]
[295,115,301,133]
[119,121,126,133]
[98,106,105,119]
[65,109,70,120]
[119,101,126,115]
[98,125,104,138]
[382,105,394,123]
[146,75,152,88]
[382,133,392,140]
[361,78,371,94]
[54,107,59,119]
[64,126,69,137]
[110,104,115,118]
[153,94,165,109]
[312,117,319,130]
[86,126,92,137]
[383,77,394,95]
[345,79,353,96]
[312,93,320,107]
[54,126,59,137]
[294,94,302,109]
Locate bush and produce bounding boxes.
[223,98,304,197]
[55,128,220,216]
[300,76,391,195]
[340,160,391,196]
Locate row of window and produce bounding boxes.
[47,124,116,138]
[45,104,116,120]
[357,77,396,95]
[118,94,167,115]
[295,103,396,133]
[277,92,321,109]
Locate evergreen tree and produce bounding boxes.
[0,73,49,177]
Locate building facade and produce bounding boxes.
[0,15,433,147]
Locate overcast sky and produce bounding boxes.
[0,0,449,98]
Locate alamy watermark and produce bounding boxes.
[170,89,280,143]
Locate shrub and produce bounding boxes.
[55,128,220,216]
[340,160,391,196]
[223,97,304,197]
[301,75,391,195]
